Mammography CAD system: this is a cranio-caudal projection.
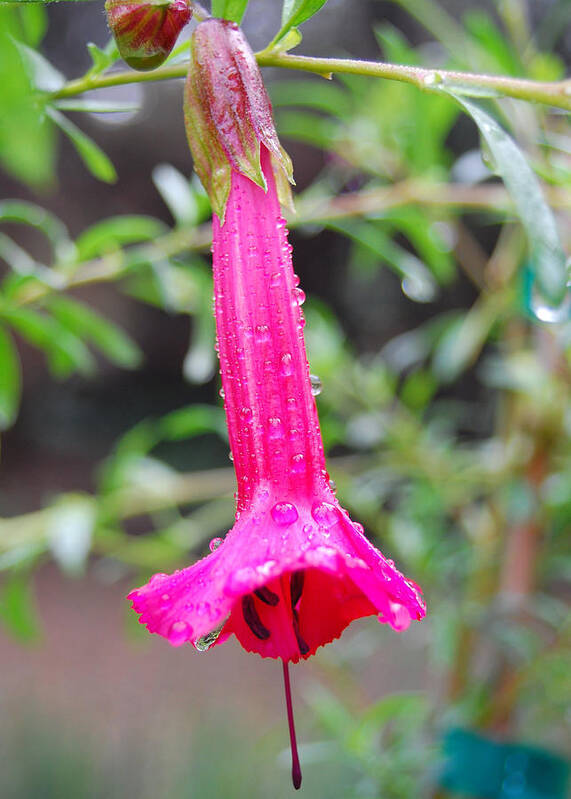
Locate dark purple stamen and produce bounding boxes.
[290,570,305,609]
[292,612,310,655]
[242,595,270,639]
[282,659,302,790]
[254,586,280,606]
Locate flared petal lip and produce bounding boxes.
[127,499,426,653]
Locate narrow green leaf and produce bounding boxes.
[2,306,95,377]
[54,99,139,114]
[86,39,119,75]
[0,325,21,430]
[211,0,249,24]
[0,10,55,188]
[48,295,143,369]
[0,574,40,642]
[277,0,328,41]
[159,405,227,441]
[14,39,65,92]
[75,215,167,261]
[152,164,197,225]
[47,107,117,184]
[452,96,567,304]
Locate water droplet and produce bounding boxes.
[302,524,313,535]
[255,324,270,343]
[209,537,224,552]
[353,523,365,535]
[291,453,306,473]
[295,288,306,306]
[195,620,226,652]
[168,620,191,647]
[160,593,172,608]
[298,317,306,329]
[310,374,322,396]
[270,272,281,287]
[311,501,340,529]
[529,283,571,324]
[196,601,210,616]
[293,273,300,287]
[271,502,299,526]
[401,274,436,303]
[423,71,443,87]
[240,406,253,422]
[268,416,284,440]
[480,136,499,174]
[280,352,293,377]
[228,450,234,461]
[328,478,337,493]
[218,387,225,399]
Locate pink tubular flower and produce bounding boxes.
[129,19,425,788]
[129,144,425,659]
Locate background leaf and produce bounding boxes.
[0,325,22,430]
[211,0,249,24]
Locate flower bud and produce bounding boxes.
[184,18,294,220]
[105,0,192,72]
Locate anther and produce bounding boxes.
[290,570,305,609]
[254,586,280,606]
[292,612,310,656]
[242,595,271,639]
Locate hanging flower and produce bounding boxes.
[129,19,425,788]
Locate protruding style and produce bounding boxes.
[105,0,192,71]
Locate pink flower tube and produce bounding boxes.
[129,19,425,788]
[129,144,425,659]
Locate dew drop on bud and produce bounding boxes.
[209,537,224,552]
[271,502,299,526]
[310,374,322,396]
[291,453,306,473]
[219,387,225,399]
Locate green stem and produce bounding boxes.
[51,52,571,111]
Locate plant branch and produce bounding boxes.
[12,180,569,308]
[51,52,571,111]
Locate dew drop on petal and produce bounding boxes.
[219,387,225,399]
[293,273,300,287]
[291,453,306,473]
[209,537,224,552]
[160,593,172,609]
[311,501,340,529]
[310,374,322,396]
[255,324,271,343]
[302,524,313,535]
[271,502,299,526]
[280,352,293,377]
[295,288,306,306]
[168,620,191,647]
[240,406,253,422]
[268,416,284,439]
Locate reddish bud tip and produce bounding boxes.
[105,0,192,72]
[184,18,294,220]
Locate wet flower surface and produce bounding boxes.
[129,147,425,662]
